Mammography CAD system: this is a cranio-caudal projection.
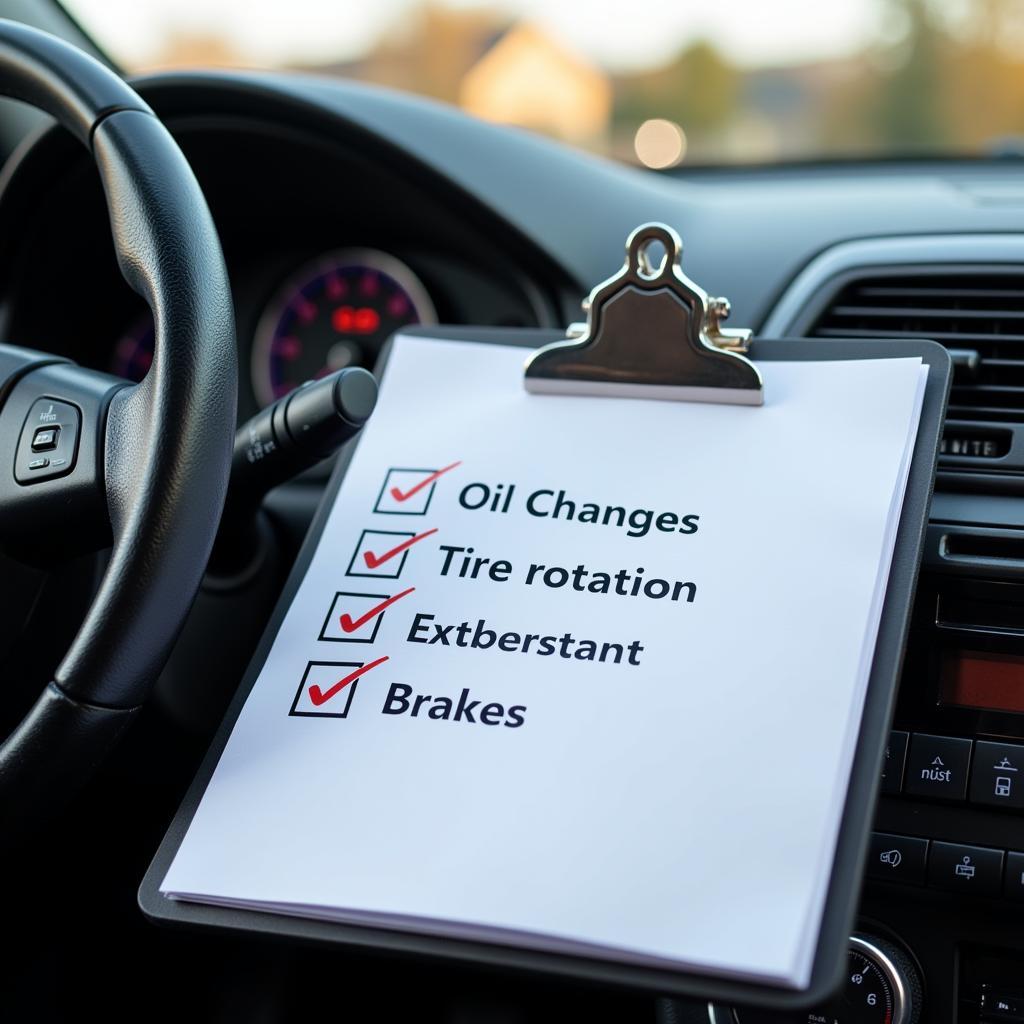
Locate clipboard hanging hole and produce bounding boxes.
[628,224,678,283]
[635,238,667,281]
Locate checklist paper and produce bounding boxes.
[161,335,928,990]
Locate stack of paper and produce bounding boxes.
[161,335,927,990]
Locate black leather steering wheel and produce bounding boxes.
[0,21,236,826]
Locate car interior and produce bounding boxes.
[2,1,1024,1021]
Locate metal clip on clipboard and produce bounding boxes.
[524,222,764,406]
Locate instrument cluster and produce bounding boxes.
[110,248,438,408]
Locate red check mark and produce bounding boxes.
[339,587,415,633]
[389,461,462,503]
[308,655,389,707]
[362,528,438,569]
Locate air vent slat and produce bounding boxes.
[816,327,1024,343]
[952,385,1024,395]
[858,286,1024,300]
[830,305,1024,321]
[809,270,1024,445]
[947,406,1024,423]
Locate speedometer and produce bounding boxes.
[251,249,436,406]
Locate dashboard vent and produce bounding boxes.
[810,271,1024,424]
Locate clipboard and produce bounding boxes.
[139,225,951,1010]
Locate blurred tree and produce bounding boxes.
[613,40,739,146]
[943,0,1024,152]
[868,0,952,150]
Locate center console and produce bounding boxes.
[861,493,1024,1023]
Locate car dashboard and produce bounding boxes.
[5,68,1024,1024]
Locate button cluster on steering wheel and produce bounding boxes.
[14,397,80,483]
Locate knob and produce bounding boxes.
[707,932,922,1024]
[846,933,922,1024]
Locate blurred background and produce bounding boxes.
[62,0,1024,167]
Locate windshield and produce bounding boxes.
[62,0,1024,167]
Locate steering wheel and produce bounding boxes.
[0,22,236,826]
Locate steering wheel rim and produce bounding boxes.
[0,21,236,825]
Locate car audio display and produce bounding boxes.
[894,574,1024,745]
[940,649,1024,715]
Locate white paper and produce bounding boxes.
[162,336,927,990]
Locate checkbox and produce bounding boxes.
[319,590,409,643]
[289,660,364,718]
[374,468,438,515]
[346,527,436,579]
[372,461,462,515]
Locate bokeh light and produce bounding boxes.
[634,118,687,169]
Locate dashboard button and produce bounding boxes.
[1003,852,1024,902]
[867,831,928,885]
[969,740,1024,809]
[929,841,1003,896]
[31,426,58,451]
[881,730,909,794]
[980,984,1024,1021]
[904,733,972,800]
